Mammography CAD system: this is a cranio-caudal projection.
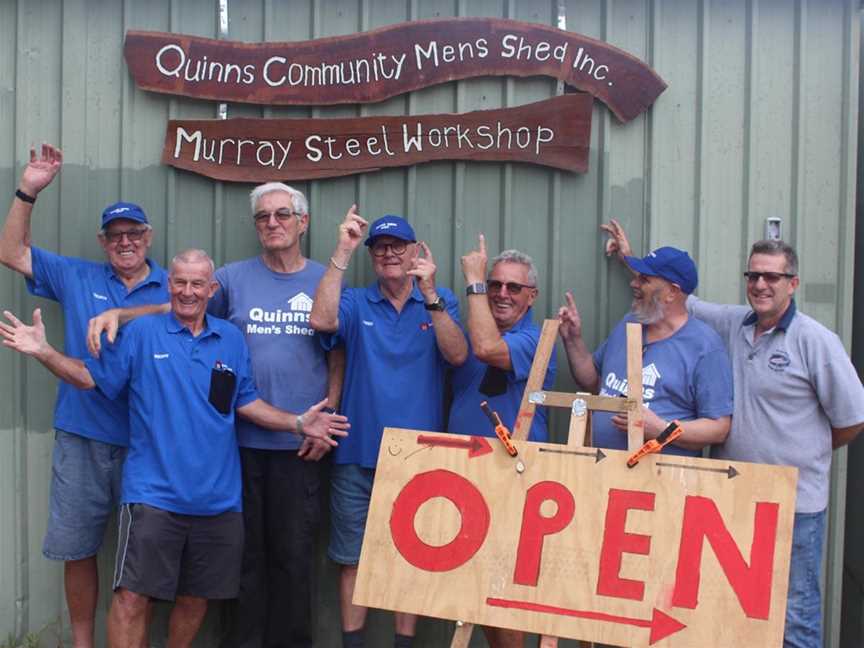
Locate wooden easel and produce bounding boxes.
[449,319,644,648]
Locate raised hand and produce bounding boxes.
[557,291,583,342]
[0,308,49,357]
[87,309,121,358]
[407,241,438,299]
[19,144,63,197]
[300,398,350,447]
[600,219,633,259]
[337,204,368,252]
[461,233,488,284]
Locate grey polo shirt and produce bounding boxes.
[688,297,864,513]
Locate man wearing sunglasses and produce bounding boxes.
[603,222,864,648]
[558,244,733,457]
[310,207,467,648]
[0,144,169,648]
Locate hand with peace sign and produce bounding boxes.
[461,233,488,284]
[407,240,439,301]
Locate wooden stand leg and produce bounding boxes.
[450,622,473,648]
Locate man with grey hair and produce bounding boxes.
[603,222,864,648]
[450,235,556,648]
[0,143,169,648]
[88,183,345,648]
[1,248,348,648]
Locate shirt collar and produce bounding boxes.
[742,299,797,331]
[366,280,424,303]
[166,311,220,338]
[106,258,165,289]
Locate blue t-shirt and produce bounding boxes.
[26,246,169,446]
[85,312,258,515]
[447,308,556,442]
[592,316,734,457]
[329,282,461,468]
[208,256,330,450]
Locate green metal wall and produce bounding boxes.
[0,0,859,646]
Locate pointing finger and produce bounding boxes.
[478,233,486,255]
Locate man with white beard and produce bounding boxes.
[558,247,733,455]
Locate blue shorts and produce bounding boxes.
[328,463,375,565]
[42,430,126,561]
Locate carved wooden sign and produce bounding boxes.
[354,428,797,647]
[161,94,591,182]
[126,18,666,122]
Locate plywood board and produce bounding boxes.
[355,428,797,647]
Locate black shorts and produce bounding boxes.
[113,503,243,601]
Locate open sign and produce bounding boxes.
[354,428,797,647]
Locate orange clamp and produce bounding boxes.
[480,400,518,457]
[626,420,684,468]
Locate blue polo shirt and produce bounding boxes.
[447,308,556,442]
[329,282,461,468]
[26,246,169,446]
[85,312,258,515]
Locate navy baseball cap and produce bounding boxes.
[624,246,698,294]
[365,215,416,246]
[101,202,148,228]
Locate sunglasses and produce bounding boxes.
[253,209,302,224]
[103,228,149,243]
[486,280,535,295]
[371,241,408,257]
[743,271,796,284]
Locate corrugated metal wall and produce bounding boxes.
[0,0,858,646]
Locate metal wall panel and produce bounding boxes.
[0,0,858,646]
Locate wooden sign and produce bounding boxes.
[125,18,667,122]
[161,94,591,182]
[354,428,797,647]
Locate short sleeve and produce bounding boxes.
[207,266,229,318]
[505,327,540,382]
[26,247,75,302]
[234,336,259,408]
[84,324,135,401]
[335,287,359,343]
[692,347,735,419]
[809,334,864,428]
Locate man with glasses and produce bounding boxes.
[86,182,345,648]
[310,208,468,648]
[603,224,864,648]
[558,244,733,457]
[447,236,555,648]
[0,144,169,648]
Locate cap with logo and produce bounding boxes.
[364,214,416,247]
[101,202,149,228]
[624,246,698,295]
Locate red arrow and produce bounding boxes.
[416,434,493,458]
[486,597,686,645]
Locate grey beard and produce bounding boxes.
[631,293,665,324]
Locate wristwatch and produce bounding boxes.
[424,296,446,311]
[466,282,487,296]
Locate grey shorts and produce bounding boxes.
[42,430,125,561]
[113,503,243,601]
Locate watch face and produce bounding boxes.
[426,297,445,311]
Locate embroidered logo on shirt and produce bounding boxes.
[153,353,169,359]
[362,320,374,327]
[420,322,434,331]
[768,351,791,372]
[92,292,108,301]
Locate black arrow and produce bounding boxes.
[538,447,606,463]
[656,462,739,479]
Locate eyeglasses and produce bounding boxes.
[487,280,535,295]
[743,271,796,284]
[103,228,149,243]
[371,241,408,257]
[253,209,301,224]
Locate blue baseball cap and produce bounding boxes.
[101,202,148,228]
[624,246,698,294]
[365,215,416,246]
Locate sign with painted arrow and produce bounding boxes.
[354,428,797,647]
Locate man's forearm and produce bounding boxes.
[35,345,95,390]
[833,423,864,449]
[0,197,34,277]
[237,398,299,433]
[119,302,169,324]
[466,296,510,369]
[326,347,345,409]
[431,311,468,366]
[562,337,598,392]
[310,264,344,332]
[670,416,730,451]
